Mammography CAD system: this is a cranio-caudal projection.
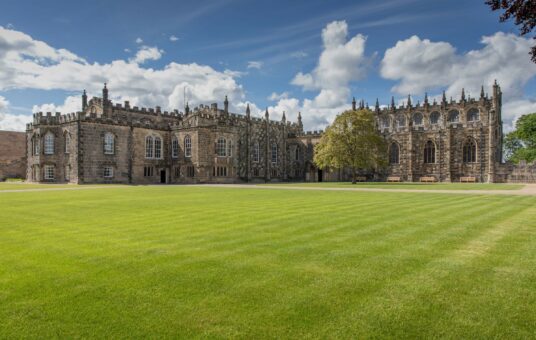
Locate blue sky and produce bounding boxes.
[1,0,535,131]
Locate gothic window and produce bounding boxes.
[448,110,460,123]
[463,139,477,163]
[381,116,390,128]
[295,146,300,161]
[467,108,480,122]
[44,165,55,180]
[253,142,260,162]
[172,137,179,158]
[271,143,278,163]
[424,140,436,164]
[104,133,114,155]
[184,135,192,158]
[44,132,54,155]
[413,112,423,126]
[154,137,162,159]
[145,136,154,158]
[397,114,406,127]
[389,142,400,164]
[217,137,227,157]
[430,111,440,125]
[64,133,71,154]
[228,140,233,157]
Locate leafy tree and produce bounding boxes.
[314,109,387,183]
[504,112,536,163]
[486,0,536,62]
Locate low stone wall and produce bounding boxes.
[497,161,536,183]
[0,131,27,180]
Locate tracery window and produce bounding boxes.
[448,110,460,123]
[463,139,477,163]
[389,142,400,164]
[424,140,436,164]
[413,112,423,126]
[145,136,154,158]
[430,111,440,125]
[271,143,278,163]
[381,116,390,128]
[154,137,162,159]
[397,114,406,127]
[467,108,480,122]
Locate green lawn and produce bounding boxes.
[1,186,535,338]
[261,181,524,190]
[0,183,107,191]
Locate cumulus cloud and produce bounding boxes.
[130,46,164,64]
[0,26,246,123]
[268,92,289,101]
[266,20,371,129]
[380,32,536,131]
[169,35,179,42]
[135,37,143,44]
[247,61,263,69]
[0,95,31,131]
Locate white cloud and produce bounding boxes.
[266,20,371,129]
[290,51,308,58]
[135,37,143,44]
[247,61,263,69]
[0,26,246,120]
[130,46,164,64]
[124,48,131,53]
[32,95,81,114]
[502,99,536,132]
[0,95,31,131]
[169,35,179,42]
[380,32,536,132]
[268,92,290,101]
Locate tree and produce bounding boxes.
[486,0,536,63]
[504,112,536,163]
[314,109,387,183]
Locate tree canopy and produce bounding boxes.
[314,109,387,183]
[504,112,536,163]
[486,0,536,63]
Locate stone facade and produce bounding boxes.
[0,130,27,180]
[25,83,507,184]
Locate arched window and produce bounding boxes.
[381,116,390,128]
[295,146,300,161]
[217,137,226,157]
[253,142,260,162]
[430,111,440,125]
[64,133,71,154]
[463,139,477,163]
[104,133,114,154]
[424,140,436,164]
[467,108,480,122]
[271,143,278,163]
[228,140,233,157]
[397,114,406,127]
[389,142,399,164]
[154,137,162,159]
[184,135,192,158]
[145,136,154,158]
[448,110,459,123]
[44,132,54,155]
[413,112,423,126]
[172,137,179,158]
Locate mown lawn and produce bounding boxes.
[261,182,524,190]
[1,186,535,338]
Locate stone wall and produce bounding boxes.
[0,130,26,180]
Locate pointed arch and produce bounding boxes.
[172,136,179,158]
[412,112,423,126]
[145,135,154,158]
[430,111,441,125]
[424,140,436,164]
[447,110,459,123]
[389,142,400,164]
[44,132,54,155]
[463,138,477,163]
[184,135,192,158]
[467,108,480,122]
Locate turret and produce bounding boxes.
[390,96,396,111]
[224,95,229,113]
[424,92,429,106]
[245,103,250,119]
[480,85,485,100]
[185,102,190,115]
[375,98,380,112]
[282,111,286,123]
[441,90,447,107]
[102,83,108,103]
[265,107,269,120]
[82,89,87,110]
[297,111,303,130]
[461,88,466,102]
[352,97,356,111]
[407,94,412,108]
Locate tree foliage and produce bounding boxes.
[486,0,536,63]
[314,109,387,183]
[504,112,536,163]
